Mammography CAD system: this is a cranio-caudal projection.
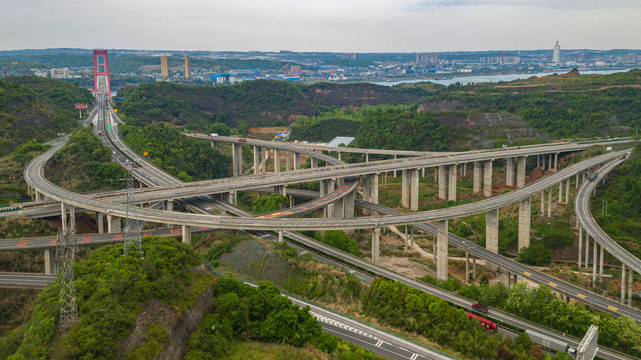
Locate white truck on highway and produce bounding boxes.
[526,330,577,358]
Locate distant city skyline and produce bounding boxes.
[2,0,641,52]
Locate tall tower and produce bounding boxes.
[161,55,169,78]
[184,56,190,80]
[553,41,561,65]
[92,50,111,97]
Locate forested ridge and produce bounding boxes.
[0,76,93,156]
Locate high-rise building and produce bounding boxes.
[50,68,69,79]
[553,41,561,65]
[160,55,169,78]
[184,56,190,80]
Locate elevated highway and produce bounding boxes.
[576,154,640,306]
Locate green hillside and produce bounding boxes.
[0,76,93,156]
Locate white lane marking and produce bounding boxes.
[310,311,378,340]
[375,340,384,347]
[410,353,419,360]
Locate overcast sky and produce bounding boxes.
[2,0,641,52]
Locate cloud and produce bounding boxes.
[408,0,641,11]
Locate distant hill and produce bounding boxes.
[0,76,93,155]
[116,80,430,130]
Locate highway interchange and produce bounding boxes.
[5,103,640,359]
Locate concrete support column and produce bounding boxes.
[97,212,104,234]
[372,228,381,265]
[410,169,419,211]
[261,147,267,174]
[599,245,604,280]
[274,150,280,173]
[547,188,552,217]
[558,182,563,203]
[294,153,301,170]
[448,164,457,202]
[486,209,499,271]
[371,173,379,213]
[578,226,583,268]
[438,165,447,199]
[540,191,545,215]
[517,157,526,188]
[286,151,290,171]
[311,157,318,169]
[181,225,191,244]
[326,179,335,217]
[465,252,470,283]
[337,151,342,161]
[518,198,531,252]
[165,200,173,228]
[463,163,467,177]
[483,160,493,198]
[274,185,286,196]
[60,202,67,233]
[107,214,121,233]
[554,153,558,170]
[537,154,540,168]
[365,153,369,163]
[344,189,355,218]
[621,264,626,304]
[575,173,579,189]
[585,233,590,269]
[393,155,397,177]
[436,220,448,281]
[565,179,570,203]
[226,191,237,206]
[629,268,633,307]
[232,143,243,177]
[401,170,410,208]
[473,161,481,193]
[592,240,598,286]
[44,249,55,275]
[35,191,42,202]
[506,157,514,187]
[278,231,284,243]
[362,176,370,202]
[253,146,260,175]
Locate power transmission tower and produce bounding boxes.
[55,205,77,328]
[123,164,143,257]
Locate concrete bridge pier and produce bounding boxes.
[294,153,301,170]
[393,154,397,177]
[473,161,481,193]
[107,214,121,233]
[448,164,457,202]
[599,245,604,279]
[565,179,570,203]
[506,157,514,187]
[578,226,583,268]
[181,225,191,244]
[401,170,410,208]
[44,248,55,275]
[411,169,419,211]
[334,197,345,219]
[337,151,342,161]
[261,147,267,174]
[326,179,335,217]
[311,157,318,169]
[278,231,284,243]
[540,191,545,215]
[232,143,243,177]
[465,252,470,282]
[554,153,558,170]
[438,165,447,199]
[253,146,260,175]
[164,200,173,228]
[547,188,552,217]
[483,160,493,198]
[274,150,280,172]
[35,190,42,202]
[286,151,290,171]
[585,233,590,269]
[436,220,449,281]
[518,198,531,252]
[274,185,286,196]
[628,268,633,306]
[97,212,104,234]
[485,208,499,271]
[621,264,626,304]
[592,240,598,286]
[517,156,526,188]
[372,228,381,265]
[462,163,467,177]
[558,182,564,203]
[365,153,369,163]
[370,173,379,215]
[344,189,355,218]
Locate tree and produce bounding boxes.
[517,244,551,266]
[318,230,362,256]
[207,122,230,136]
[236,120,249,136]
[252,194,288,214]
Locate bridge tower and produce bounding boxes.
[55,206,78,328]
[92,50,111,97]
[123,164,143,257]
